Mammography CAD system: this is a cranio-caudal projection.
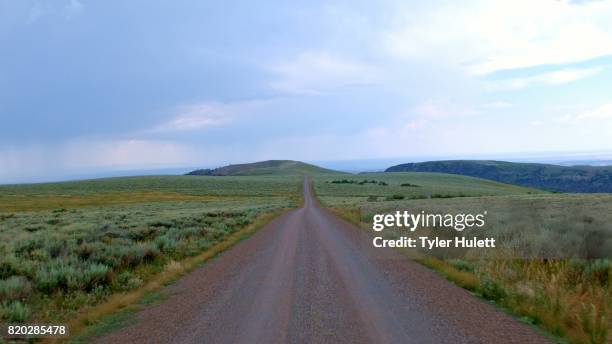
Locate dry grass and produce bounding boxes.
[479,259,610,344]
[411,256,610,343]
[417,257,480,291]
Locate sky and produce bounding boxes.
[1,0,612,182]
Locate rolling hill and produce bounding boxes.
[186,160,341,176]
[385,160,612,193]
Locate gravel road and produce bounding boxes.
[98,178,549,344]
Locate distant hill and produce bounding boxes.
[186,160,341,176]
[385,160,612,193]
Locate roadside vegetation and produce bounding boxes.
[327,179,388,185]
[0,175,301,327]
[314,173,611,344]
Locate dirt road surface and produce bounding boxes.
[99,178,549,344]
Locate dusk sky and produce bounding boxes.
[1,0,612,182]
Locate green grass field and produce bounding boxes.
[0,175,301,325]
[313,173,612,343]
[0,175,302,212]
[313,172,544,207]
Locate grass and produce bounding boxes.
[0,175,301,334]
[361,193,612,259]
[0,175,301,197]
[313,172,544,207]
[0,192,221,213]
[315,175,611,344]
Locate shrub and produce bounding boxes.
[127,227,157,241]
[155,235,179,254]
[120,243,160,267]
[331,179,354,184]
[46,218,61,225]
[148,220,174,228]
[75,241,105,260]
[87,241,158,269]
[14,237,46,257]
[0,213,15,220]
[0,256,20,279]
[90,248,121,268]
[35,259,111,293]
[385,194,405,200]
[449,259,475,273]
[35,261,79,292]
[431,194,453,199]
[0,276,32,301]
[113,271,143,291]
[0,301,30,322]
[0,255,34,279]
[24,225,45,232]
[30,248,50,261]
[83,263,112,290]
[46,238,67,258]
[479,277,506,302]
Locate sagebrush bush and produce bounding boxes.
[0,301,30,322]
[83,262,112,289]
[0,254,34,279]
[120,243,160,267]
[0,276,32,301]
[75,241,105,260]
[127,227,157,241]
[35,259,110,293]
[479,277,506,302]
[113,271,143,291]
[154,235,179,254]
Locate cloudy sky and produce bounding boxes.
[1,0,612,182]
